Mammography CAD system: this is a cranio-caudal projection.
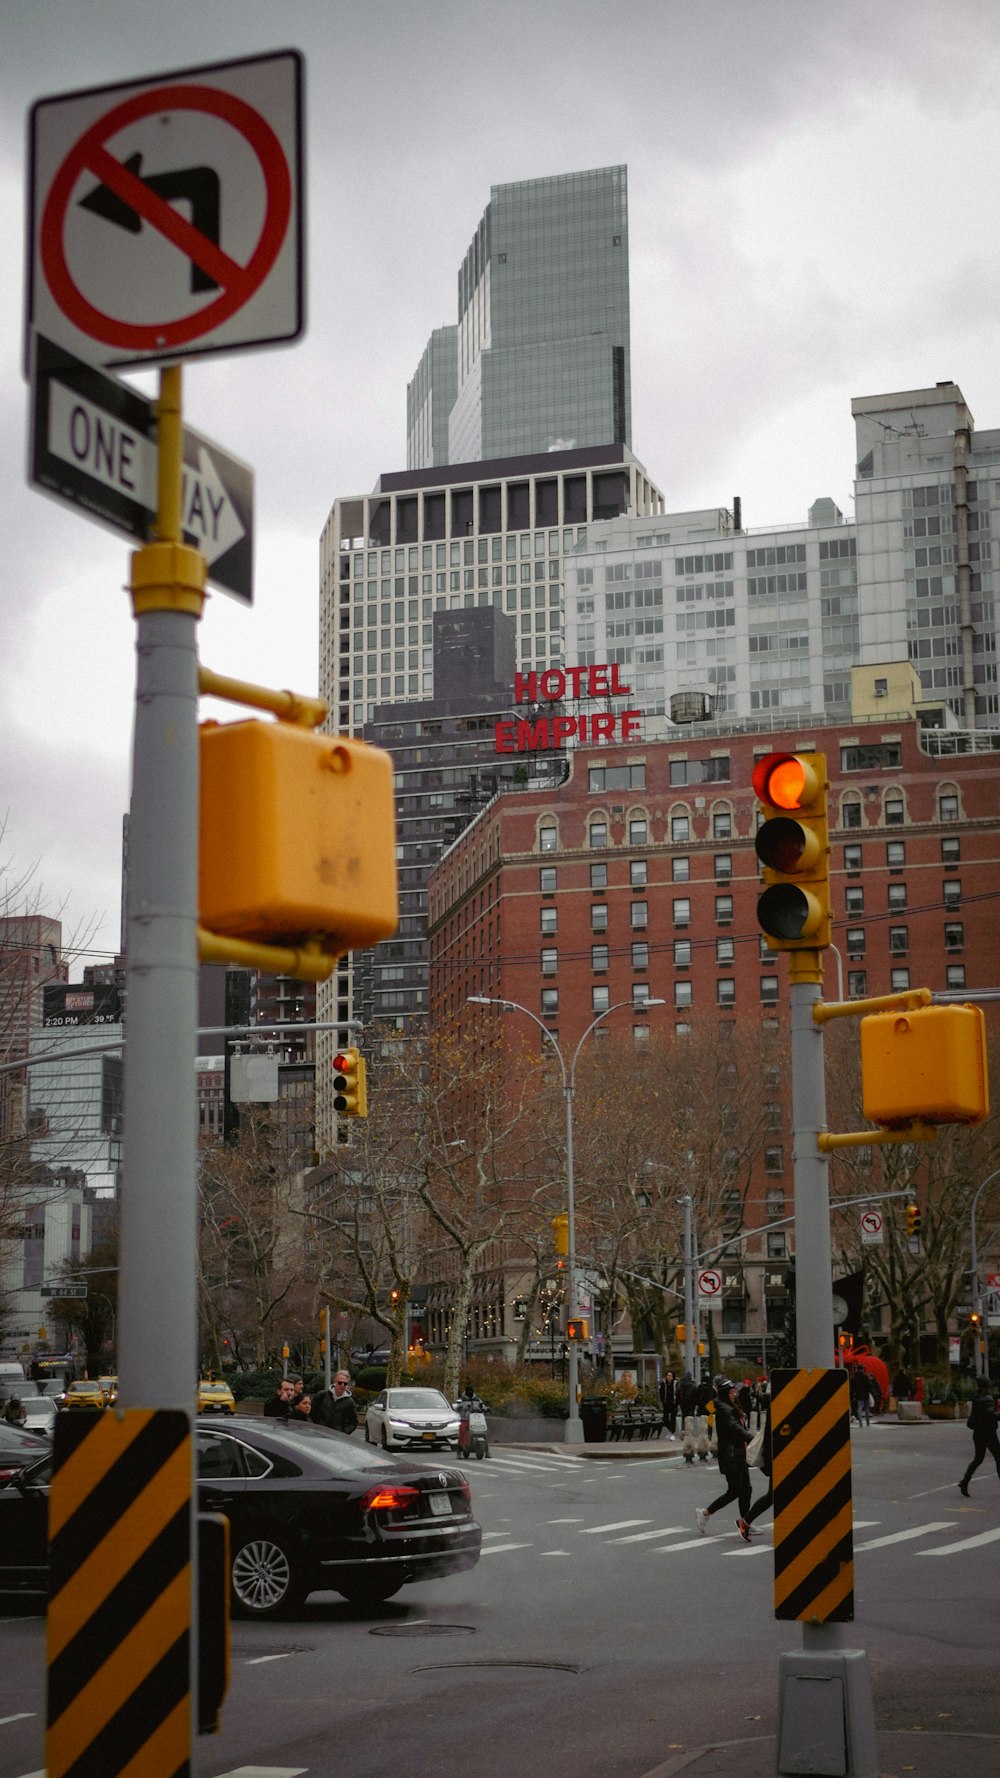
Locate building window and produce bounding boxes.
[591,944,609,972]
[541,987,559,1016]
[674,939,691,968]
[845,886,864,916]
[675,980,693,1009]
[767,1231,787,1259]
[841,797,862,829]
[717,978,736,1007]
[629,819,648,846]
[589,763,645,791]
[631,900,648,929]
[540,867,556,894]
[943,879,962,908]
[630,859,647,887]
[540,907,557,936]
[844,845,862,876]
[672,856,690,883]
[633,1024,650,1043]
[848,970,867,997]
[765,1146,784,1175]
[714,853,732,880]
[946,964,966,990]
[590,862,608,890]
[884,794,905,826]
[890,967,910,993]
[673,898,691,926]
[887,841,906,872]
[541,948,558,976]
[676,1021,692,1036]
[633,982,652,1007]
[539,824,557,852]
[715,894,733,923]
[939,791,959,822]
[944,922,964,951]
[887,882,907,910]
[590,902,609,934]
[632,941,649,969]
[760,976,779,1005]
[592,985,610,1014]
[671,814,690,843]
[847,926,866,958]
[589,821,608,848]
[941,836,961,866]
[716,936,735,964]
[713,810,732,840]
[889,926,908,955]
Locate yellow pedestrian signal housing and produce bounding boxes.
[332,1048,367,1118]
[905,1202,921,1239]
[753,750,830,950]
[552,1214,569,1257]
[199,721,398,969]
[566,1318,589,1342]
[860,1004,989,1128]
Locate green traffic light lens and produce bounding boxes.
[757,883,816,939]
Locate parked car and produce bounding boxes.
[97,1375,119,1405]
[364,1387,462,1453]
[19,1394,58,1437]
[0,1417,482,1618]
[196,1378,237,1415]
[63,1380,105,1411]
[0,1424,50,1485]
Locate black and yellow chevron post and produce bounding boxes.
[46,1407,193,1778]
[771,1366,854,1624]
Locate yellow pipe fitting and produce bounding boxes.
[129,541,207,618]
[198,664,327,728]
[817,1121,937,1152]
[197,927,340,982]
[813,986,933,1025]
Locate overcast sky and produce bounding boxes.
[4,0,1000,968]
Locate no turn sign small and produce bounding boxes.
[27,49,303,368]
[698,1267,723,1305]
[860,1209,884,1246]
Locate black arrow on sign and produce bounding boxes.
[80,154,222,294]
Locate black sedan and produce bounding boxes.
[0,1422,50,1482]
[0,1415,481,1620]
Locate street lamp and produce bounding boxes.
[468,992,664,1442]
[970,1167,1000,1378]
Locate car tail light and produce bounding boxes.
[0,1466,21,1483]
[458,1477,471,1507]
[360,1484,421,1513]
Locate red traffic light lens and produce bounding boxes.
[753,752,820,812]
[333,1053,349,1072]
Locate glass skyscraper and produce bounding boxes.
[407,165,631,468]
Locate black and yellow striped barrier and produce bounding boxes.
[772,1367,854,1624]
[46,1407,193,1778]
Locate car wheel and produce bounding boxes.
[230,1536,304,1620]
[336,1571,404,1606]
[380,1425,389,1449]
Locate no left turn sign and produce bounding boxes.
[860,1210,884,1246]
[698,1268,723,1304]
[27,50,303,368]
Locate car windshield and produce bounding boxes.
[201,1384,230,1394]
[252,1423,405,1474]
[387,1390,452,1411]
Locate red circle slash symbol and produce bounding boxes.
[41,82,292,351]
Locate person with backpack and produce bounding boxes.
[695,1376,752,1538]
[959,1379,1000,1497]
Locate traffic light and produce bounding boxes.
[905,1202,921,1239]
[390,1288,401,1307]
[332,1048,367,1117]
[552,1214,569,1257]
[566,1318,589,1342]
[753,750,830,950]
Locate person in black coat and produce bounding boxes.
[959,1380,1000,1496]
[263,1379,296,1419]
[311,1370,359,1434]
[658,1369,678,1439]
[695,1377,752,1537]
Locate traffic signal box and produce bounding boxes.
[199,721,398,960]
[332,1048,367,1117]
[566,1319,589,1342]
[753,750,830,951]
[860,1003,989,1128]
[905,1203,921,1239]
[552,1214,569,1257]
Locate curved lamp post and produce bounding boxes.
[468,992,664,1442]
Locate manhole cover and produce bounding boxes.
[412,1659,581,1674]
[370,1621,476,1638]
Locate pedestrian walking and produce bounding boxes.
[742,1401,773,1539]
[658,1369,678,1439]
[849,1364,873,1428]
[311,1370,359,1434]
[678,1371,702,1463]
[753,1376,769,1430]
[959,1379,1000,1497]
[695,1376,752,1537]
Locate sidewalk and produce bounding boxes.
[637,1727,1000,1778]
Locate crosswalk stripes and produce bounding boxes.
[473,1511,994,1564]
[854,1520,955,1551]
[919,1525,1000,1555]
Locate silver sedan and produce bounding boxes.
[365,1387,461,1453]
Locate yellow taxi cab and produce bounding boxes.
[196,1378,236,1415]
[97,1375,118,1405]
[64,1379,105,1410]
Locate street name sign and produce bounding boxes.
[698,1267,723,1306]
[860,1209,884,1247]
[41,1282,88,1298]
[31,333,253,602]
[27,49,303,368]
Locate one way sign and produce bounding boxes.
[30,333,253,602]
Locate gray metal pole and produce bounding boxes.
[971,1169,1000,1378]
[681,1194,695,1382]
[564,1078,582,1442]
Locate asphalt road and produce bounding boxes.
[0,1421,997,1778]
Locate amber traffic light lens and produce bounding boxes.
[766,757,808,810]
